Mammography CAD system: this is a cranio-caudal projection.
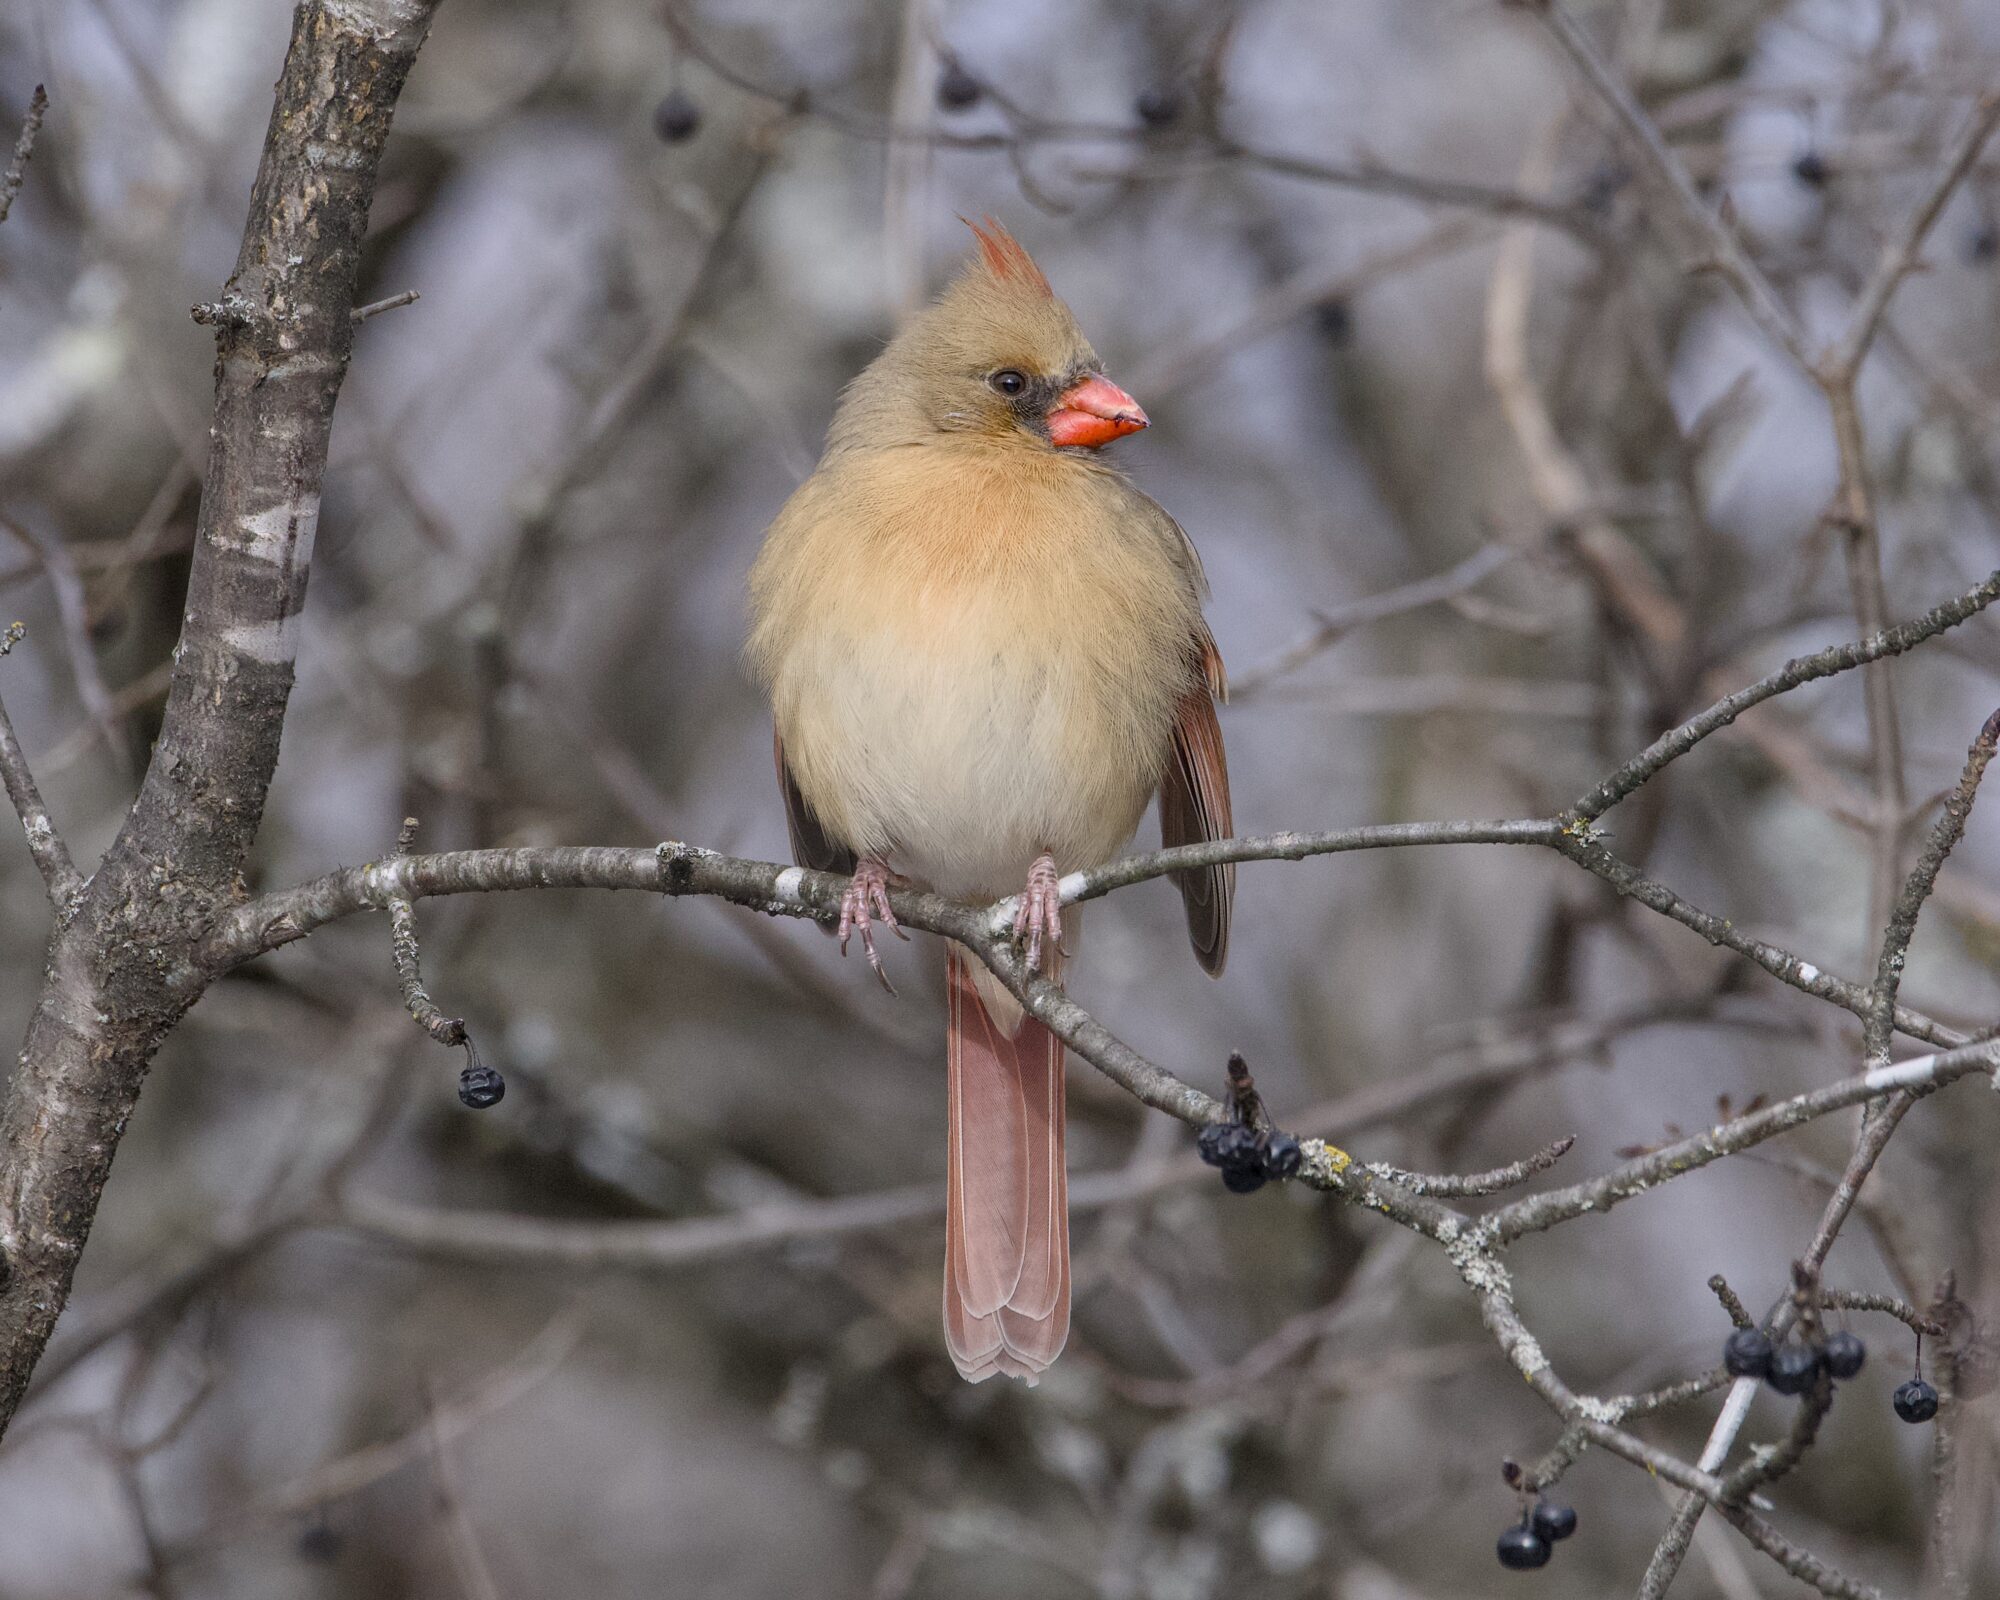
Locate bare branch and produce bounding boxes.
[1491,1036,2000,1242]
[1825,90,2000,383]
[1229,545,1517,699]
[0,85,46,228]
[0,624,81,903]
[1532,2,1807,360]
[1569,566,2000,822]
[1359,1135,1575,1198]
[1864,707,2000,1067]
[386,818,500,1107]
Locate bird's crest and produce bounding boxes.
[961,215,1051,296]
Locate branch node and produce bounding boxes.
[656,840,712,894]
[189,291,265,332]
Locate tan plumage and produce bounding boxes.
[747,220,1232,1381]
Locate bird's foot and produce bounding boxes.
[838,855,908,992]
[1011,851,1064,975]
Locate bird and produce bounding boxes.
[746,218,1232,1383]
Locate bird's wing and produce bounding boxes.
[774,729,856,875]
[1158,625,1233,975]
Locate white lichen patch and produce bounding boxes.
[218,494,321,565]
[773,866,806,905]
[1572,1394,1630,1425]
[1445,1233,1515,1299]
[1795,962,1820,985]
[219,611,302,665]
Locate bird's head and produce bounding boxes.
[831,217,1148,454]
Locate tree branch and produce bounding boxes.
[0,0,443,1439]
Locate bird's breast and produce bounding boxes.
[758,452,1199,900]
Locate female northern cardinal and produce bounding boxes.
[747,219,1232,1382]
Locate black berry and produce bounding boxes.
[1765,1343,1822,1396]
[1893,1378,1939,1423]
[1723,1328,1774,1379]
[936,63,981,111]
[1197,1122,1259,1170]
[1496,1524,1552,1570]
[1530,1502,1577,1543]
[1135,86,1182,128]
[1221,1165,1268,1194]
[1791,150,1830,188]
[458,1062,506,1109]
[1822,1331,1866,1379]
[1261,1132,1303,1180]
[653,90,702,144]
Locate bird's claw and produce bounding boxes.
[1011,851,1064,974]
[838,856,907,993]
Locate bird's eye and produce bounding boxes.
[989,369,1027,396]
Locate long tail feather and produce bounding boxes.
[944,942,1070,1382]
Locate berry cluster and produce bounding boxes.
[1194,1052,1302,1193]
[1195,1120,1301,1193]
[1723,1322,1941,1423]
[1723,1325,1862,1394]
[1496,1500,1577,1571]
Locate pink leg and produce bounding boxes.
[838,855,908,992]
[1012,851,1063,974]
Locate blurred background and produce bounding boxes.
[1,0,1999,1594]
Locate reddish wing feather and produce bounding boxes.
[1159,629,1233,975]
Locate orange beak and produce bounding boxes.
[1047,374,1148,449]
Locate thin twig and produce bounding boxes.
[1359,1135,1574,1198]
[0,85,47,228]
[1533,2,1807,360]
[1824,91,2000,382]
[350,288,421,323]
[389,819,471,1054]
[1570,566,2000,821]
[1490,1035,2000,1241]
[1864,707,1999,1067]
[0,515,132,770]
[0,624,81,903]
[1819,1289,1943,1338]
[1230,545,1517,699]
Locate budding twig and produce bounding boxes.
[388,818,501,1108]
